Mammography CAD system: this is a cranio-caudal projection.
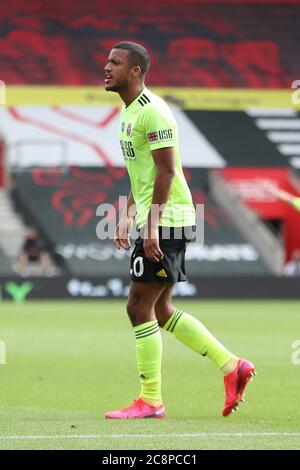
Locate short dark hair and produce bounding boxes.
[112,41,150,75]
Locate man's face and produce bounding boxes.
[104,48,132,92]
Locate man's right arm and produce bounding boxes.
[114,190,136,250]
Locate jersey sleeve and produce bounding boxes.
[142,104,177,151]
[292,197,300,212]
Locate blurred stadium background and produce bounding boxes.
[1,0,300,451]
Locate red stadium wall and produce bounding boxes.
[0,0,299,87]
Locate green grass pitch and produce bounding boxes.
[0,299,300,450]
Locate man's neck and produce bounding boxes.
[119,84,145,107]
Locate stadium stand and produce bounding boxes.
[1,0,299,290]
[2,106,300,170]
[0,246,14,275]
[185,111,299,168]
[11,167,269,276]
[0,0,300,87]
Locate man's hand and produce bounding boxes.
[142,146,174,262]
[114,216,133,251]
[143,225,164,262]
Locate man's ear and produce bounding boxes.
[131,65,142,79]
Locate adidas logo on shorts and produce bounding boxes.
[156,269,167,278]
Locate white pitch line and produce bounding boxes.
[0,432,300,440]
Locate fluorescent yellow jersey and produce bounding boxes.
[119,88,196,228]
[292,197,300,212]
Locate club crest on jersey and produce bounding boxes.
[126,123,132,137]
[121,122,125,133]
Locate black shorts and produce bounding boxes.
[130,226,195,284]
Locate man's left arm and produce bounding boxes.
[144,146,175,262]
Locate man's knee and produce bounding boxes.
[126,291,153,325]
[126,292,143,317]
[155,301,174,327]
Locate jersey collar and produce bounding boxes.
[125,87,148,110]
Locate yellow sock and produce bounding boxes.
[134,320,163,402]
[163,309,233,369]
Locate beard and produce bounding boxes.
[105,84,121,92]
[105,77,129,92]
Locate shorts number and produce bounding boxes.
[133,256,144,277]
